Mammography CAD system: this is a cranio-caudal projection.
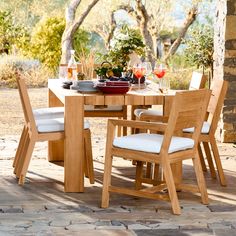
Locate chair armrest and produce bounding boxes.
[108,119,167,133]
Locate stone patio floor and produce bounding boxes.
[0,134,236,236]
[0,88,236,235]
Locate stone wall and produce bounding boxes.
[214,0,236,142]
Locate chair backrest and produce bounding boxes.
[206,78,228,134]
[16,74,38,134]
[162,89,211,152]
[189,71,207,90]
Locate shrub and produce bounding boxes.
[30,17,65,72]
[0,55,52,88]
[168,69,193,90]
[184,24,214,72]
[0,10,30,55]
[28,16,91,72]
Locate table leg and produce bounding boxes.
[171,162,182,186]
[48,89,64,162]
[64,95,84,192]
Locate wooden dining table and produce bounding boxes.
[48,79,178,193]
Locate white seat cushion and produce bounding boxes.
[134,109,163,118]
[113,133,194,154]
[33,107,64,119]
[36,118,90,133]
[84,105,123,111]
[183,121,210,134]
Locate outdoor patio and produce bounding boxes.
[0,88,236,235]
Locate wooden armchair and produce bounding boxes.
[101,89,211,215]
[14,74,94,185]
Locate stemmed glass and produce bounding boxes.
[133,63,146,90]
[153,63,169,93]
[143,61,152,81]
[153,63,166,79]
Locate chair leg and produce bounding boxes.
[153,164,160,185]
[192,151,209,204]
[203,142,217,179]
[18,137,36,185]
[13,125,27,169]
[117,118,122,137]
[101,153,113,208]
[198,143,207,172]
[162,160,181,215]
[122,106,127,136]
[135,161,144,190]
[210,138,227,186]
[146,162,152,178]
[84,129,94,184]
[15,130,30,178]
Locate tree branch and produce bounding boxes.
[164,6,198,62]
[106,10,116,49]
[71,0,100,36]
[61,0,100,63]
[65,0,81,24]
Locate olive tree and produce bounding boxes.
[61,0,100,63]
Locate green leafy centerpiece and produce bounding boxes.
[95,26,145,80]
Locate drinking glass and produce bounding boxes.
[133,63,146,90]
[153,63,166,79]
[159,77,170,94]
[143,61,152,80]
[58,64,68,81]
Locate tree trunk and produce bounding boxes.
[135,0,156,65]
[164,6,198,63]
[106,10,116,49]
[61,0,100,63]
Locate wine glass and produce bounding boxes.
[143,61,152,81]
[133,63,146,90]
[153,63,166,79]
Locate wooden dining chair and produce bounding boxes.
[132,71,207,176]
[13,106,66,168]
[101,89,211,215]
[133,71,207,122]
[14,74,94,185]
[183,79,229,186]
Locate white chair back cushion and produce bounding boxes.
[183,121,210,134]
[134,109,163,118]
[113,133,194,154]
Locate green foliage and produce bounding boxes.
[28,16,92,72]
[169,69,193,90]
[108,25,145,68]
[29,17,65,72]
[0,10,29,54]
[73,30,90,56]
[184,24,214,70]
[95,25,145,78]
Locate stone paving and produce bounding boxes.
[0,133,236,235]
[1,88,236,235]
